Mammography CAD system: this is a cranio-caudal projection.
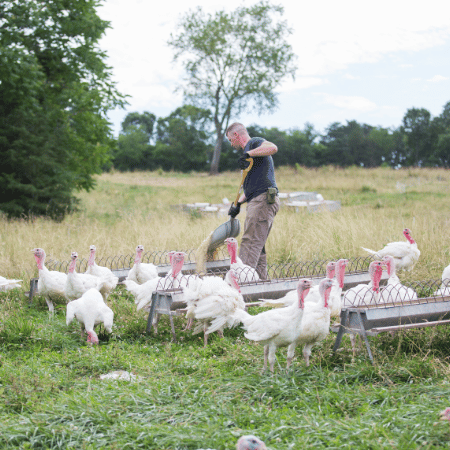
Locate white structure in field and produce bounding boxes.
[281,191,341,213]
[177,191,340,216]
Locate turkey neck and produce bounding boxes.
[88,251,96,267]
[319,284,332,308]
[298,285,311,309]
[326,262,335,279]
[404,229,416,244]
[135,250,143,265]
[68,257,77,274]
[227,242,237,264]
[34,254,44,271]
[371,267,383,292]
[336,260,347,289]
[171,253,185,277]
[385,257,395,278]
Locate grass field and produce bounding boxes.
[1,166,450,449]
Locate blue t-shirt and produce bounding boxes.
[242,137,277,203]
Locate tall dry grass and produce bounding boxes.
[1,166,449,281]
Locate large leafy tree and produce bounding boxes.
[168,1,297,175]
[113,112,156,171]
[429,101,450,167]
[0,0,126,220]
[401,108,432,166]
[320,121,393,167]
[154,105,213,172]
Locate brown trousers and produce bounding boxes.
[239,192,280,280]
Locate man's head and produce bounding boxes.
[226,122,250,149]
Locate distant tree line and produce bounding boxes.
[111,100,450,172]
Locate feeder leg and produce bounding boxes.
[153,313,159,335]
[169,313,177,343]
[332,309,349,354]
[357,311,374,364]
[28,279,37,307]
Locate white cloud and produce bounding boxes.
[316,93,377,112]
[99,0,450,135]
[277,77,328,93]
[285,1,450,76]
[343,74,360,80]
[427,75,449,82]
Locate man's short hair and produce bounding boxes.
[226,122,247,137]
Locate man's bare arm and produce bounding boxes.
[247,141,278,157]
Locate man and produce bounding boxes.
[226,122,280,280]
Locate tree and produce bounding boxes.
[121,112,156,141]
[112,112,156,171]
[320,121,394,167]
[428,101,450,167]
[153,105,213,172]
[401,108,432,166]
[168,1,297,174]
[0,0,126,220]
[246,124,322,167]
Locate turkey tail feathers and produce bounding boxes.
[361,247,379,257]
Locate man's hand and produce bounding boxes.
[238,152,251,170]
[228,202,241,218]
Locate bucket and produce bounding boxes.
[207,219,241,253]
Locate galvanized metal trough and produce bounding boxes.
[332,280,450,363]
[143,266,386,342]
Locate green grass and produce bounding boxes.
[1,289,450,449]
[2,167,450,449]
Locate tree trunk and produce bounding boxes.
[209,127,223,175]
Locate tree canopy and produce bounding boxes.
[168,1,297,174]
[0,0,126,220]
[112,107,214,172]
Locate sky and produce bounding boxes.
[98,0,450,137]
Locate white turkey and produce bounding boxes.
[342,261,384,307]
[260,260,336,308]
[85,245,118,300]
[295,278,334,367]
[183,269,245,346]
[65,252,103,301]
[0,276,22,292]
[433,285,450,297]
[361,228,420,271]
[126,245,159,284]
[380,255,418,303]
[236,435,267,450]
[232,279,312,373]
[66,287,114,345]
[342,260,384,356]
[124,251,187,311]
[442,262,450,287]
[225,237,260,283]
[292,260,348,320]
[32,248,67,313]
[433,260,450,297]
[326,258,349,318]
